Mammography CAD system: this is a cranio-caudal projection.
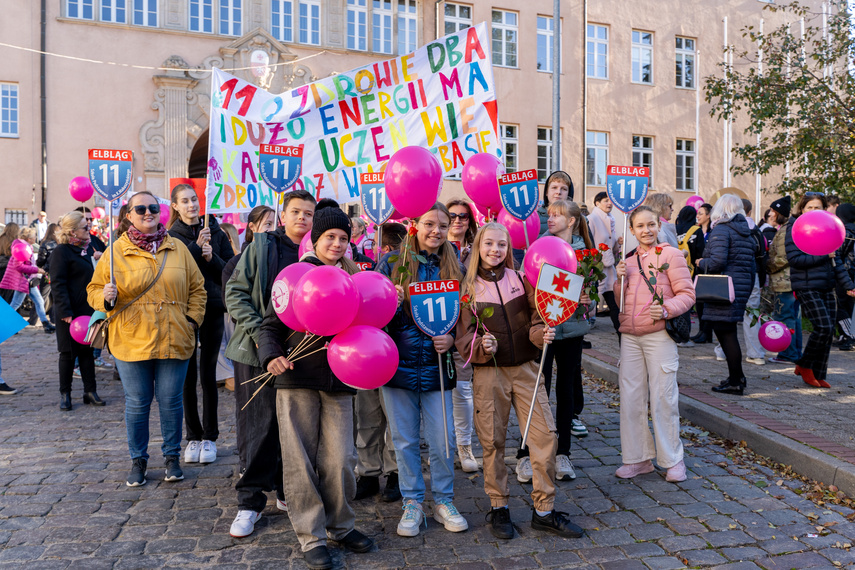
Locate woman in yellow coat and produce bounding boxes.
[87,191,206,487]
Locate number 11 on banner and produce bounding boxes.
[605,165,649,214]
[360,172,395,225]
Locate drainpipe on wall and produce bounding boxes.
[551,0,560,172]
[581,0,588,204]
[435,0,443,41]
[40,0,48,212]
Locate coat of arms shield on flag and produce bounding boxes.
[534,263,584,328]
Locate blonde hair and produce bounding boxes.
[646,193,674,220]
[57,211,86,245]
[18,227,36,242]
[461,223,514,300]
[548,200,593,249]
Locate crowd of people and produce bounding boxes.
[1,178,853,570]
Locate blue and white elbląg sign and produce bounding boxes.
[88,149,133,202]
[606,165,649,213]
[499,169,539,220]
[409,280,460,337]
[360,172,394,225]
[259,144,302,193]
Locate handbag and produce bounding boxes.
[85,251,169,350]
[693,274,735,303]
[636,254,691,344]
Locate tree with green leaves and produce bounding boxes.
[705,1,855,200]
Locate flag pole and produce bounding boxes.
[521,344,548,449]
[437,351,451,459]
[619,213,628,311]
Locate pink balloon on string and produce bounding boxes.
[385,146,443,218]
[10,239,32,263]
[462,153,505,211]
[327,326,399,389]
[69,177,94,202]
[70,315,91,345]
[92,207,106,220]
[522,236,577,287]
[159,204,171,226]
[686,195,704,210]
[292,265,359,336]
[759,320,793,353]
[497,209,540,249]
[792,210,846,256]
[351,271,397,328]
[271,262,315,332]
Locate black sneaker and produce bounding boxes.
[42,321,56,333]
[339,529,373,553]
[531,510,584,538]
[164,456,184,482]
[304,545,333,570]
[381,472,401,502]
[354,475,379,500]
[0,382,17,395]
[126,458,147,487]
[486,507,514,539]
[839,336,855,351]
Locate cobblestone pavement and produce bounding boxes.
[2,327,855,569]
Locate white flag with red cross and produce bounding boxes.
[534,263,584,328]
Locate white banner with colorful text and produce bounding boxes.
[206,22,499,214]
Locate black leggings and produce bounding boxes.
[59,347,96,394]
[184,309,225,442]
[712,322,744,381]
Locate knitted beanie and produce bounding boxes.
[770,196,791,218]
[311,207,352,244]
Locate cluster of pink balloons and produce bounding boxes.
[385,146,444,219]
[758,320,792,353]
[10,239,33,263]
[69,177,94,202]
[271,264,399,389]
[69,316,92,345]
[792,210,845,256]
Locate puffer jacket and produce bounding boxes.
[168,215,234,314]
[0,255,40,293]
[697,215,756,322]
[257,255,356,394]
[377,250,459,392]
[615,243,695,336]
[86,232,207,362]
[786,216,855,292]
[766,226,792,293]
[455,265,544,367]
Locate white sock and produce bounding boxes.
[535,509,551,517]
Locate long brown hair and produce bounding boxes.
[795,193,828,215]
[549,200,593,249]
[461,222,514,301]
[0,223,20,256]
[393,202,463,304]
[167,183,197,229]
[445,198,478,246]
[244,205,274,244]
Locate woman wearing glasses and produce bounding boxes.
[785,193,855,388]
[88,191,206,487]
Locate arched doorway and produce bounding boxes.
[188,129,209,179]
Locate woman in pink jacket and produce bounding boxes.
[614,206,695,483]
[0,237,54,333]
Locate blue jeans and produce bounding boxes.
[10,287,49,323]
[773,292,803,362]
[114,358,189,461]
[381,386,456,503]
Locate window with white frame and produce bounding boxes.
[492,10,518,68]
[632,30,653,84]
[676,139,695,191]
[133,0,157,26]
[537,128,553,182]
[373,0,393,54]
[675,37,696,89]
[501,124,518,173]
[586,132,609,186]
[219,0,241,36]
[299,0,321,45]
[189,0,213,32]
[347,0,367,50]
[1,83,18,139]
[398,0,417,54]
[271,0,293,42]
[537,16,559,72]
[632,135,654,187]
[5,210,27,226]
[67,0,94,19]
[101,0,126,23]
[444,3,471,35]
[587,24,608,79]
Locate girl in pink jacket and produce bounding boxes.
[614,206,695,483]
[0,240,54,333]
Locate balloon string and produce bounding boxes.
[288,333,314,360]
[241,375,273,410]
[289,344,328,363]
[242,371,271,385]
[289,333,322,361]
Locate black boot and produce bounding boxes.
[839,336,855,351]
[354,476,380,500]
[60,392,72,411]
[711,377,746,395]
[83,392,106,406]
[381,472,401,502]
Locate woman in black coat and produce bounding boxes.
[785,194,855,388]
[50,212,104,411]
[167,184,234,465]
[696,195,757,395]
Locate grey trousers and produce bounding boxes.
[354,388,397,477]
[276,389,357,552]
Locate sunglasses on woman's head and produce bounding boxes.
[132,204,161,215]
[449,212,470,220]
[804,192,826,197]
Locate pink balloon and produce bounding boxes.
[523,236,577,287]
[271,262,315,332]
[759,320,793,353]
[299,232,352,259]
[351,271,397,328]
[686,196,704,210]
[159,204,171,226]
[11,240,32,263]
[473,201,499,221]
[70,315,91,345]
[793,210,846,256]
[92,207,106,220]
[498,209,540,249]
[462,153,505,211]
[69,176,94,202]
[389,208,407,222]
[293,265,359,336]
[385,147,443,218]
[327,326,400,389]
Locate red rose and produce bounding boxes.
[575,250,584,261]
[461,294,471,304]
[407,225,418,236]
[789,328,795,334]
[599,243,609,251]
[655,246,663,255]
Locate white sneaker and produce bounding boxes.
[276,498,288,512]
[397,499,424,537]
[199,440,217,463]
[458,445,479,473]
[184,441,201,463]
[516,457,533,483]
[570,419,588,437]
[745,357,766,366]
[434,499,469,532]
[230,510,261,538]
[676,341,695,348]
[555,454,577,481]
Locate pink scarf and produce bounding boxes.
[127,224,167,253]
[67,234,91,255]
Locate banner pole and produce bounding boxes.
[376,225,383,261]
[437,351,450,459]
[523,220,531,251]
[108,201,115,285]
[619,213,628,312]
[521,344,548,449]
[274,194,280,228]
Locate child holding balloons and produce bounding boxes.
[258,207,373,570]
[455,222,585,541]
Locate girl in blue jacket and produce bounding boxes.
[376,202,466,538]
